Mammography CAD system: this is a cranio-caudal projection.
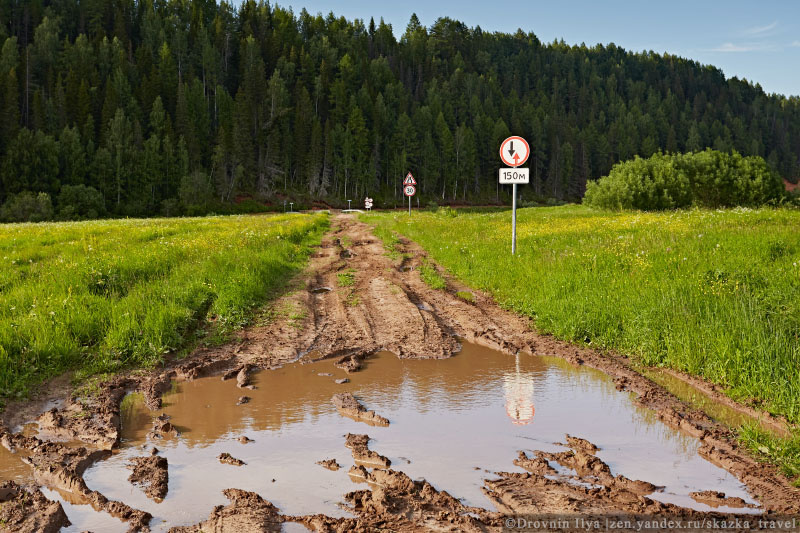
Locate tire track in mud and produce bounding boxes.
[1,213,799,532]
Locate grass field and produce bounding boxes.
[0,213,328,402]
[363,206,800,419]
[364,205,800,479]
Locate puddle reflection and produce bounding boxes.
[38,341,759,532]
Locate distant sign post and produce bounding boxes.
[499,136,530,255]
[403,172,416,215]
[365,197,373,211]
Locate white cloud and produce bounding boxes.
[791,40,800,47]
[743,21,778,35]
[710,42,761,52]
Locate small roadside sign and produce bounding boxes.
[404,185,416,197]
[498,136,530,256]
[500,136,530,167]
[403,172,416,186]
[365,197,373,211]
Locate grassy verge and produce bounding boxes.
[0,212,328,404]
[363,205,800,479]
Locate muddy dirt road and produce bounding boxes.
[1,213,799,532]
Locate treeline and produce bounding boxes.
[0,0,798,220]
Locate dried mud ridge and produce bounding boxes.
[1,213,799,531]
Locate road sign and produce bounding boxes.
[499,167,530,184]
[499,136,530,167]
[365,197,373,210]
[404,172,416,185]
[404,185,416,197]
[498,136,530,256]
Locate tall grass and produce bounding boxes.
[0,213,328,401]
[364,206,800,424]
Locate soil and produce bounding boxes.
[127,455,168,501]
[316,458,341,471]
[1,213,799,531]
[0,480,69,533]
[345,433,391,468]
[167,489,283,533]
[331,392,390,426]
[218,453,246,467]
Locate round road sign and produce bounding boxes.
[499,136,530,167]
[404,185,416,197]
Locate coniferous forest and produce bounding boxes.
[0,0,798,219]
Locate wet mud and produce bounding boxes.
[331,393,389,426]
[127,455,168,501]
[1,213,799,532]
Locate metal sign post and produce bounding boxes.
[347,199,352,211]
[499,136,531,255]
[403,173,416,216]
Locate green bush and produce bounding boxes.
[0,191,54,222]
[57,185,106,220]
[584,150,783,210]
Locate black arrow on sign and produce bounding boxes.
[508,141,515,157]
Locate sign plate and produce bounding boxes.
[499,167,530,184]
[404,185,416,197]
[499,136,530,167]
[403,172,416,186]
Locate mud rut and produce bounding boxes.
[1,213,799,532]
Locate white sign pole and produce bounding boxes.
[512,183,517,254]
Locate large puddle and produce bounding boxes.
[32,342,759,531]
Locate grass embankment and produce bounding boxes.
[364,206,800,481]
[0,213,328,403]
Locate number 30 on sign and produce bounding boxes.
[404,185,416,196]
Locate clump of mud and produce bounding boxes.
[690,490,756,509]
[334,354,362,373]
[127,455,169,501]
[332,393,389,426]
[345,433,391,468]
[513,450,556,475]
[0,480,69,533]
[316,458,340,471]
[219,452,246,466]
[566,433,599,454]
[148,413,179,440]
[168,488,282,532]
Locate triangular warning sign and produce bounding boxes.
[403,172,416,185]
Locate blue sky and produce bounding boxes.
[280,0,800,97]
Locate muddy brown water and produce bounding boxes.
[36,341,759,532]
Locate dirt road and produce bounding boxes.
[1,213,799,532]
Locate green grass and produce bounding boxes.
[0,212,328,403]
[337,271,355,287]
[419,262,447,290]
[739,425,800,485]
[456,290,475,303]
[363,205,800,422]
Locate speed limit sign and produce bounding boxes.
[404,185,416,197]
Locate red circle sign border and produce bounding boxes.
[499,136,530,167]
[404,185,416,197]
